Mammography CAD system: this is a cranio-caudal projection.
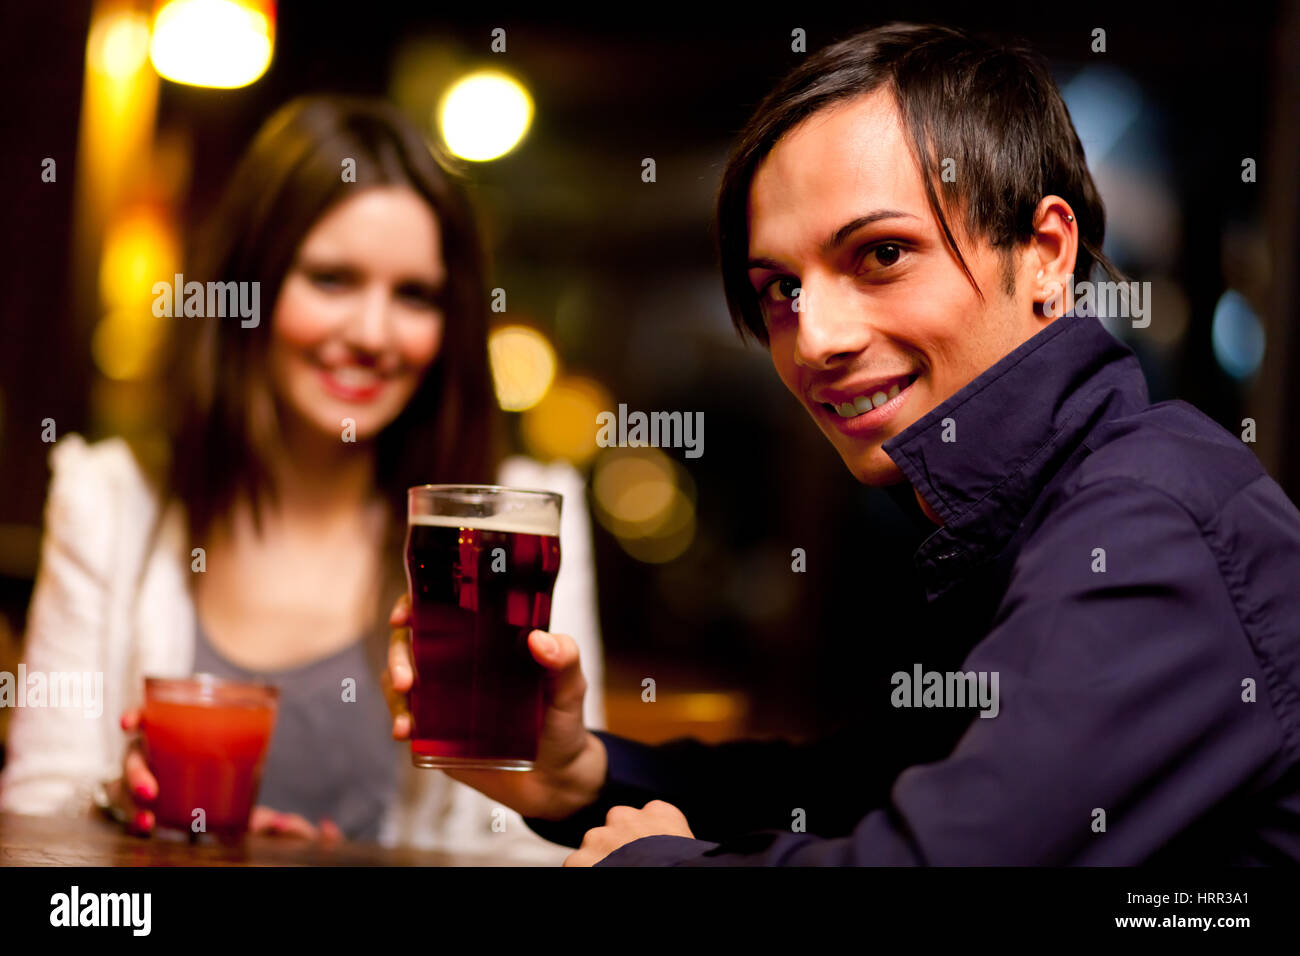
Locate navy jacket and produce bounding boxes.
[524,312,1300,865]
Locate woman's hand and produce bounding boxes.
[106,708,161,836]
[248,807,342,841]
[110,709,341,841]
[384,594,608,821]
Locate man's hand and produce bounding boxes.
[384,593,608,821]
[563,800,695,867]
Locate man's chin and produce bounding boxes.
[839,448,905,487]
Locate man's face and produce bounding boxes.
[747,89,1052,487]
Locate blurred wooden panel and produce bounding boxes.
[603,688,749,744]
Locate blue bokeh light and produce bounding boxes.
[1211,290,1265,380]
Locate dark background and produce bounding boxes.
[1,2,1295,757]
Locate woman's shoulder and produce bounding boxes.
[49,433,160,489]
[45,434,164,531]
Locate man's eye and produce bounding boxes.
[761,276,801,303]
[862,243,906,270]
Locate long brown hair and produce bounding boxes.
[161,95,503,642]
[716,22,1129,345]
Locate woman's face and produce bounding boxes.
[269,185,446,443]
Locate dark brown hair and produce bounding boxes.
[716,22,1129,344]
[163,95,502,612]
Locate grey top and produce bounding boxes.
[192,623,399,841]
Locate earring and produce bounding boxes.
[1065,214,1074,222]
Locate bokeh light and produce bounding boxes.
[1211,290,1265,380]
[520,375,611,466]
[95,207,178,382]
[88,9,151,80]
[592,447,696,563]
[678,693,742,722]
[488,324,557,411]
[617,487,695,564]
[92,307,167,382]
[437,70,533,161]
[150,0,274,89]
[99,207,179,309]
[593,448,676,534]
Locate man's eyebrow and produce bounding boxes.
[746,209,920,271]
[821,210,919,253]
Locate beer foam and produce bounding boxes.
[409,512,559,536]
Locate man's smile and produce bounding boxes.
[813,372,920,434]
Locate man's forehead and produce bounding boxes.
[747,90,927,252]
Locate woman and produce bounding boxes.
[0,96,605,862]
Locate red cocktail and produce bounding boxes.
[141,676,278,838]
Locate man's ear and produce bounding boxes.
[1027,196,1078,318]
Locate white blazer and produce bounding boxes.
[0,434,605,863]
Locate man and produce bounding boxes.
[386,22,1300,865]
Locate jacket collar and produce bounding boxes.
[881,312,1150,600]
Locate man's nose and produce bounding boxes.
[792,278,874,370]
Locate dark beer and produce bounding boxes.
[404,515,561,769]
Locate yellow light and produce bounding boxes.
[680,693,740,722]
[592,447,676,537]
[520,376,611,466]
[88,10,152,80]
[150,0,273,89]
[592,447,696,563]
[79,4,160,229]
[617,487,696,564]
[99,208,179,310]
[438,71,533,161]
[92,308,167,381]
[488,325,557,411]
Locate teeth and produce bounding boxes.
[330,367,380,387]
[829,376,911,418]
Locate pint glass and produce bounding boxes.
[404,485,562,770]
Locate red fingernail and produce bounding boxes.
[134,810,152,831]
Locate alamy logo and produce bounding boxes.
[596,404,703,459]
[1044,273,1151,328]
[152,273,260,328]
[50,886,151,936]
[0,665,103,719]
[891,664,1000,718]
